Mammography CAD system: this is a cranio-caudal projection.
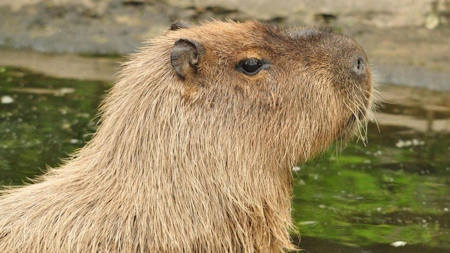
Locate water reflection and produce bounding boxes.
[0,67,449,252]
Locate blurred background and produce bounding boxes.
[0,0,449,252]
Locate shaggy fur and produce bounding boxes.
[0,21,375,252]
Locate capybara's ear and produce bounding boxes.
[169,21,191,31]
[171,39,205,80]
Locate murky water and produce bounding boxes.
[0,67,449,252]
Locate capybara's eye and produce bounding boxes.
[236,58,263,75]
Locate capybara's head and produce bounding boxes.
[165,21,373,163]
[110,20,374,171]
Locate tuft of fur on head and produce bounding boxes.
[0,20,374,253]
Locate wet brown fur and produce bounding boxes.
[0,21,375,252]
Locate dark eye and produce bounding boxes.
[236,58,264,75]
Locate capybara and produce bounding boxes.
[0,20,375,252]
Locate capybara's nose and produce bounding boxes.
[352,55,367,76]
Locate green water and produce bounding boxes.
[0,67,108,185]
[0,67,449,252]
[292,124,449,252]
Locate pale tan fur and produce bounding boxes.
[0,21,374,252]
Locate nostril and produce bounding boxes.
[357,58,364,71]
[353,57,365,74]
